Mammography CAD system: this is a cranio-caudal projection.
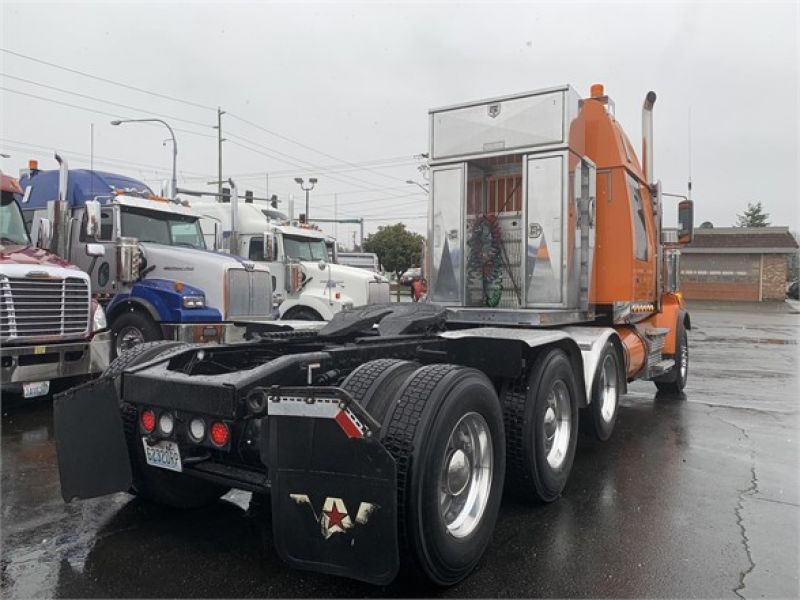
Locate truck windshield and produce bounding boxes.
[0,191,31,246]
[121,207,206,249]
[283,235,328,261]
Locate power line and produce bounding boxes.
[227,111,410,185]
[0,87,216,140]
[191,157,417,181]
[224,136,415,199]
[0,138,214,177]
[0,47,216,111]
[1,72,212,129]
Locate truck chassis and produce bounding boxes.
[54,303,640,585]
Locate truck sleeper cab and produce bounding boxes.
[19,160,273,357]
[53,84,693,587]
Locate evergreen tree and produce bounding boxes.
[735,201,771,227]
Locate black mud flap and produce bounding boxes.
[54,377,132,502]
[267,387,398,585]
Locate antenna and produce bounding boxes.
[687,106,693,201]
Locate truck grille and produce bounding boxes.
[0,276,90,342]
[226,269,272,319]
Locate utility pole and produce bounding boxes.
[334,193,338,242]
[216,107,225,202]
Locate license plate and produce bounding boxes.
[142,439,182,472]
[23,380,50,398]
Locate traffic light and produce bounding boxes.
[270,194,278,209]
[221,187,230,203]
[299,213,306,224]
[245,190,254,204]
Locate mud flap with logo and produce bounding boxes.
[54,376,132,502]
[267,387,399,585]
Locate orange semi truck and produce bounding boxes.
[53,84,693,586]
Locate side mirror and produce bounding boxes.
[85,200,101,238]
[86,243,105,257]
[37,218,53,249]
[677,199,694,244]
[262,232,277,262]
[318,260,327,271]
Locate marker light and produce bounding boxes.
[140,409,156,433]
[158,412,174,435]
[209,421,230,446]
[189,418,206,442]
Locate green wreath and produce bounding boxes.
[467,214,504,307]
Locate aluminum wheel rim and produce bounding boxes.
[116,326,144,355]
[679,340,689,381]
[439,412,493,538]
[543,380,571,470]
[599,354,618,423]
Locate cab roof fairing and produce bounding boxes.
[17,169,154,209]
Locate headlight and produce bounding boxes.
[182,296,206,308]
[91,303,107,332]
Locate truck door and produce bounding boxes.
[626,174,656,301]
[74,206,117,296]
[428,164,465,304]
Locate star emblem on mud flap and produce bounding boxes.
[289,494,379,539]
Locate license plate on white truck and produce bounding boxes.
[142,439,182,472]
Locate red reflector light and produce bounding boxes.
[210,421,229,446]
[140,409,156,433]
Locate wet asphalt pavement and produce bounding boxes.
[2,304,798,598]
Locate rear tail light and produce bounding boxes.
[209,421,230,446]
[140,409,156,433]
[158,412,175,435]
[188,418,206,442]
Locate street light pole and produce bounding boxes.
[111,118,178,199]
[405,179,429,193]
[294,177,318,222]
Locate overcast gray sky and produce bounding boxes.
[1,0,798,244]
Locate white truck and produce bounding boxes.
[19,156,273,357]
[194,200,390,321]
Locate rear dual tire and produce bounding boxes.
[343,361,505,586]
[504,348,580,503]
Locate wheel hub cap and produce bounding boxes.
[445,449,471,496]
[544,380,571,470]
[599,355,618,423]
[117,326,144,354]
[439,412,494,538]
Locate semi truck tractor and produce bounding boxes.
[53,84,694,586]
[18,157,273,357]
[1,169,111,398]
[194,199,390,320]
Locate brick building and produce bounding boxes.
[679,227,798,301]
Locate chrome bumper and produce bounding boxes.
[159,322,248,345]
[0,331,112,390]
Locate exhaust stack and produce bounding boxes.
[228,178,239,254]
[642,91,657,185]
[51,153,70,255]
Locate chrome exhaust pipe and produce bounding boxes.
[51,152,70,255]
[228,178,238,254]
[55,152,68,202]
[642,91,656,186]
